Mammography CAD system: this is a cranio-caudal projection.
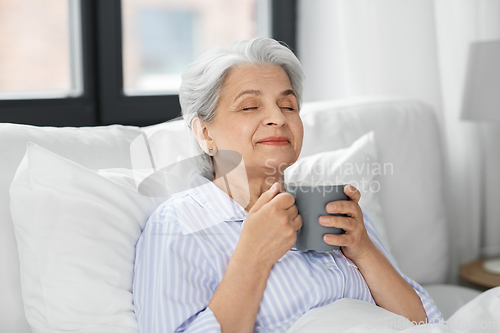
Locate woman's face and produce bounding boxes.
[205,64,303,177]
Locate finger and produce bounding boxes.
[344,184,361,203]
[318,215,355,231]
[287,204,299,220]
[250,182,281,212]
[272,192,296,210]
[293,214,303,231]
[323,233,350,247]
[326,200,361,218]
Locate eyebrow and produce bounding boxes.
[233,89,296,102]
[234,90,260,102]
[281,89,297,98]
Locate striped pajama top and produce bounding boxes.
[133,174,443,332]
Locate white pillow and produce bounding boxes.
[288,288,500,333]
[9,143,165,333]
[141,118,197,170]
[285,131,390,251]
[0,123,145,333]
[286,298,415,333]
[447,286,500,333]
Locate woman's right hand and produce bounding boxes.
[236,182,302,271]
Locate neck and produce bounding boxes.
[213,162,284,211]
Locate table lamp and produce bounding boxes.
[461,40,500,121]
[461,39,500,274]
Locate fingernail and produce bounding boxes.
[328,203,336,211]
[319,216,328,223]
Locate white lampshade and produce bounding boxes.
[461,40,500,122]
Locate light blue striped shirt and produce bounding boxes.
[133,174,443,332]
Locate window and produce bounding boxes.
[0,0,296,126]
[122,0,271,96]
[123,7,197,95]
[0,0,83,99]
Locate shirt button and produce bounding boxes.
[323,262,333,269]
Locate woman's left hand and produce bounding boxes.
[318,184,375,262]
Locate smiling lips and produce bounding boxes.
[257,136,290,146]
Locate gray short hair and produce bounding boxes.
[178,37,305,176]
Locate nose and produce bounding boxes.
[263,105,287,127]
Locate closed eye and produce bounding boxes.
[242,107,258,111]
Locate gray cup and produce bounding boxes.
[286,184,349,252]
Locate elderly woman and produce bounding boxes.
[133,37,442,332]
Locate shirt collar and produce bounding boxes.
[185,173,248,222]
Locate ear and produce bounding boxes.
[192,117,216,154]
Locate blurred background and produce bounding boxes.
[1,0,500,285]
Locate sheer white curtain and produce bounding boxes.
[298,0,500,282]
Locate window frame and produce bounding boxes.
[0,0,297,127]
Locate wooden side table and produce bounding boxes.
[460,257,500,290]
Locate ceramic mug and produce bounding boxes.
[286,183,349,252]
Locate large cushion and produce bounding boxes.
[10,144,165,332]
[0,123,144,333]
[299,98,448,284]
